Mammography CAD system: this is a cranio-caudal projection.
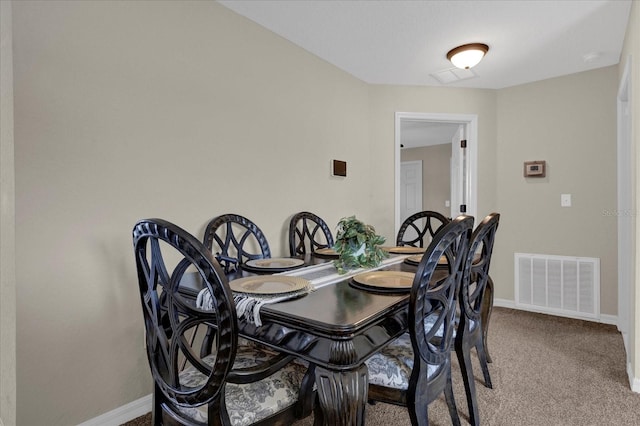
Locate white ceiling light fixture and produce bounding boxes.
[446,43,489,69]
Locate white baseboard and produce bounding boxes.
[493,298,516,309]
[78,394,151,426]
[494,298,618,325]
[629,362,640,394]
[599,313,618,325]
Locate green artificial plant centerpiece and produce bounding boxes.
[333,216,388,274]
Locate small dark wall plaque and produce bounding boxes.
[524,161,546,178]
[332,160,347,177]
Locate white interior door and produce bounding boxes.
[400,160,423,242]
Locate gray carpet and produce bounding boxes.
[122,307,640,425]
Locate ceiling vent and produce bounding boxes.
[430,67,477,85]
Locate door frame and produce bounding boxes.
[616,57,632,356]
[394,112,478,235]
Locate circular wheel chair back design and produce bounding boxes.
[366,215,474,426]
[455,212,500,426]
[288,211,334,256]
[132,219,314,425]
[396,210,450,248]
[202,214,271,275]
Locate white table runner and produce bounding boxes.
[278,254,410,288]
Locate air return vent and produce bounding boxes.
[515,253,600,320]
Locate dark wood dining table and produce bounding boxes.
[179,252,418,425]
[179,250,494,426]
[235,254,418,426]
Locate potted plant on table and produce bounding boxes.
[333,216,388,274]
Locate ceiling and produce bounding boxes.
[217,0,632,149]
[400,120,460,148]
[218,0,631,90]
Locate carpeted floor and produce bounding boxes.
[122,307,640,425]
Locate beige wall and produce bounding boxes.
[619,0,640,391]
[0,1,16,425]
[6,0,634,424]
[494,67,619,315]
[12,1,370,424]
[401,144,451,217]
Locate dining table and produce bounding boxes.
[179,248,449,426]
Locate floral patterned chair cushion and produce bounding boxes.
[368,314,478,390]
[177,346,308,426]
[366,333,439,390]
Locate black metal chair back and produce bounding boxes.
[133,218,315,425]
[408,215,473,418]
[396,210,450,248]
[455,212,500,426]
[288,211,334,256]
[462,213,500,328]
[366,215,473,426]
[202,214,271,274]
[133,218,238,424]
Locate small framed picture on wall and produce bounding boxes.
[524,161,546,178]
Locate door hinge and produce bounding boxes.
[460,139,467,148]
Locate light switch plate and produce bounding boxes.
[561,194,572,207]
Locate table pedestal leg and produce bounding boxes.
[315,364,368,426]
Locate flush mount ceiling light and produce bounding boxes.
[446,43,489,69]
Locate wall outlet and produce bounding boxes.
[561,194,572,207]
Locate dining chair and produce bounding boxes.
[288,211,334,256]
[396,210,450,248]
[455,212,500,426]
[481,276,495,364]
[203,213,271,275]
[365,215,474,426]
[132,218,315,425]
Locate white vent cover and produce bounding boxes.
[515,253,600,320]
[430,67,477,84]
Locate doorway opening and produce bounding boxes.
[394,112,478,236]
